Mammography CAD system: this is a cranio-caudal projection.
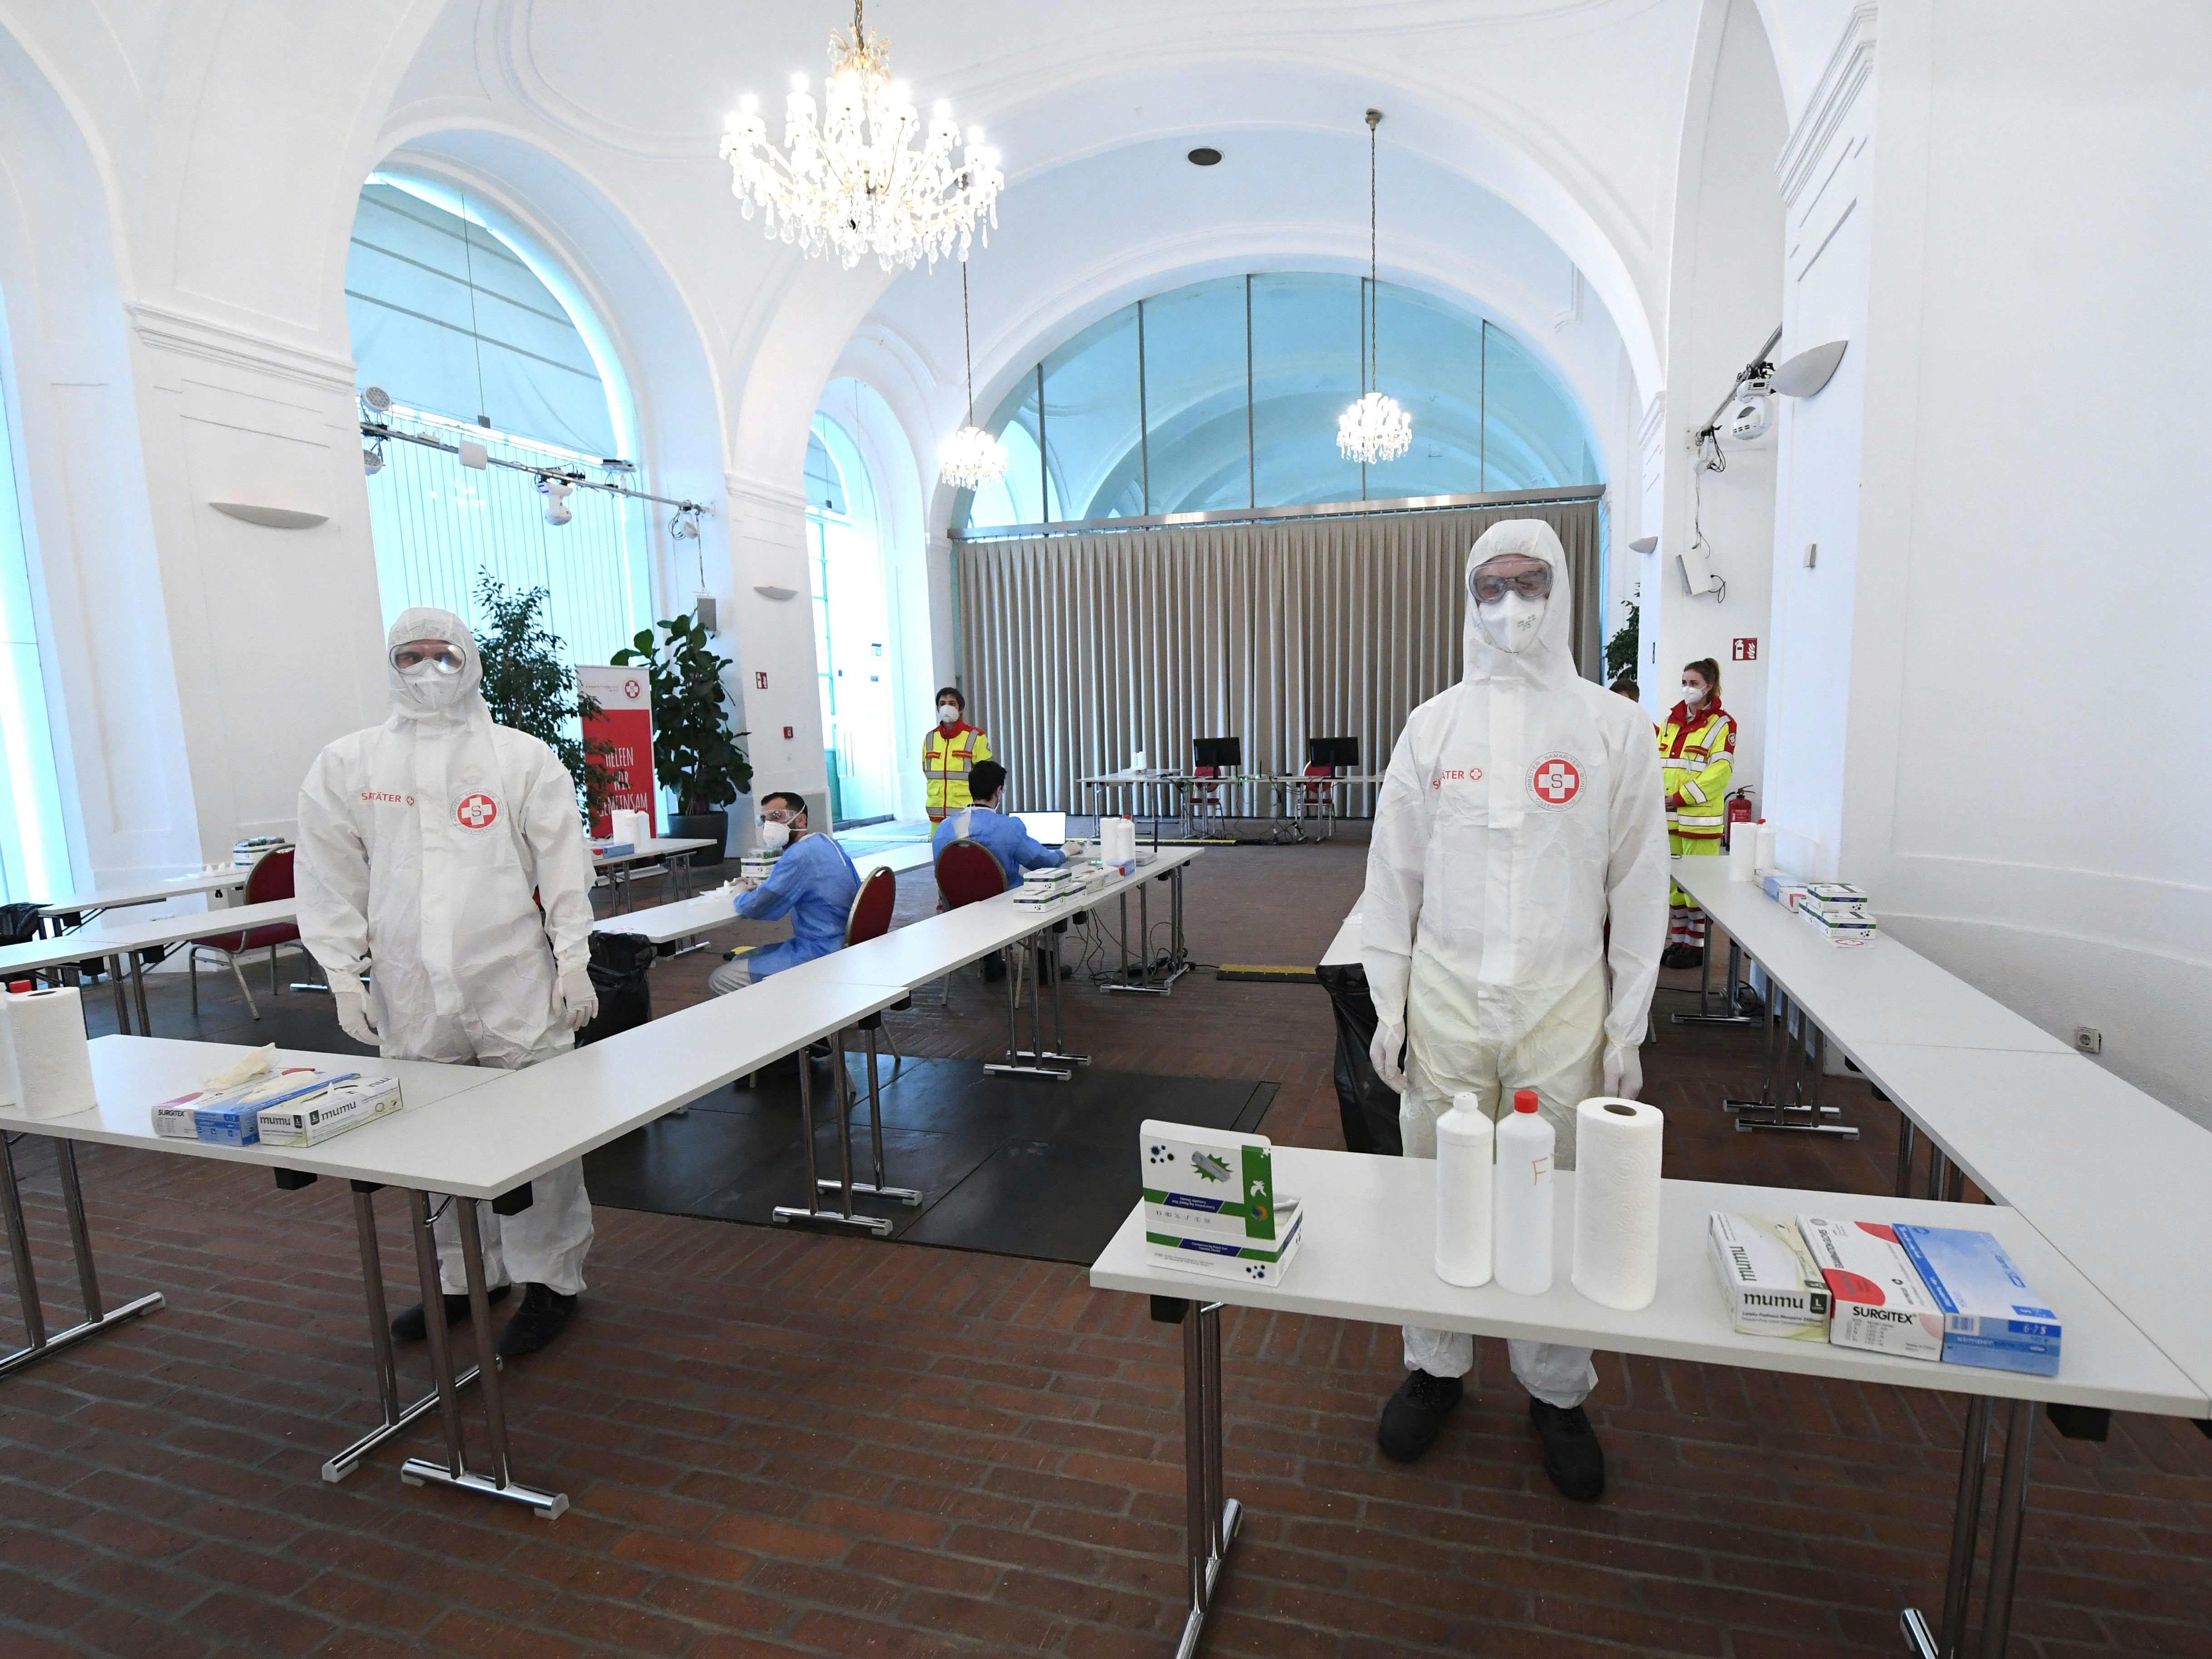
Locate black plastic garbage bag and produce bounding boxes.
[578,931,655,1047]
[1316,959,1402,1156]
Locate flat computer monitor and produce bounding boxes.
[1193,736,1242,770]
[1307,736,1359,771]
[1015,811,1067,847]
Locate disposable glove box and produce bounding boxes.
[1894,1225,2062,1377]
[1707,1212,1831,1340]
[257,1075,405,1148]
[153,1069,359,1147]
[1796,1215,1944,1361]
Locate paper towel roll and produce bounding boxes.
[1570,1096,1665,1310]
[1754,822,1777,874]
[4,986,98,1120]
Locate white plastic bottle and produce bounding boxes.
[1433,1091,1494,1287]
[1493,1088,1556,1295]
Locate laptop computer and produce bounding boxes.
[1014,811,1068,847]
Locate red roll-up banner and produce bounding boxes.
[577,664,657,839]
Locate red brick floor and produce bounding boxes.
[1,843,2206,1657]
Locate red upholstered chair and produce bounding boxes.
[934,838,1006,909]
[843,864,908,1062]
[933,837,1009,1006]
[844,865,899,946]
[187,847,308,1020]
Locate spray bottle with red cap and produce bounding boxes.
[1493,1088,1557,1295]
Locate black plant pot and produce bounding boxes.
[668,812,728,868]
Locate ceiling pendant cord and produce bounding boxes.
[1366,107,1381,401]
[961,259,977,428]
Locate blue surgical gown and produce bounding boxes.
[732,832,861,978]
[931,806,1067,890]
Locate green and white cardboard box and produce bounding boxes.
[1144,1193,1306,1247]
[257,1075,405,1148]
[1707,1211,1831,1340]
[1141,1119,1277,1238]
[1146,1201,1305,1286]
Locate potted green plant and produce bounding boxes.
[471,574,619,822]
[614,609,750,865]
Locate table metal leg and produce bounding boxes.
[822,1025,920,1208]
[1172,1298,1240,1659]
[107,954,131,1034]
[1731,989,1857,1138]
[779,1035,892,1234]
[0,1134,164,1381]
[1905,1393,1992,1659]
[399,1193,567,1516]
[321,1182,480,1484]
[987,936,1076,1080]
[1676,918,1757,1027]
[1104,870,1193,996]
[1975,1399,2035,1659]
[1895,1118,1919,1198]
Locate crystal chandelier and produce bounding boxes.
[1338,109,1413,465]
[939,260,1008,490]
[720,1,1004,273]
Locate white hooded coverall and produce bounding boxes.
[1361,521,1668,1404]
[296,609,599,1296]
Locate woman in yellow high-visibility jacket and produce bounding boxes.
[1657,657,1734,967]
[922,685,993,822]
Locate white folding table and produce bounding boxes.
[38,867,256,924]
[1670,862,2068,1146]
[0,969,909,1518]
[0,899,302,1036]
[1091,1145,2208,1659]
[590,835,718,909]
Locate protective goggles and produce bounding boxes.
[1469,563,1553,604]
[759,807,801,825]
[390,639,466,675]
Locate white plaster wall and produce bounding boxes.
[1842,0,2212,1123]
[1651,0,1784,801]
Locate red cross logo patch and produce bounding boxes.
[1530,756,1582,807]
[456,792,499,831]
[623,678,642,699]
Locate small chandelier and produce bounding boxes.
[720,1,1005,273]
[939,260,1008,490]
[1338,109,1413,465]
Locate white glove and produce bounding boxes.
[1603,1040,1644,1101]
[558,968,599,1033]
[332,984,379,1046]
[1368,1019,1409,1094]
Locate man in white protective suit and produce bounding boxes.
[296,608,601,1359]
[1360,520,1667,1501]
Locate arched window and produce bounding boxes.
[0,346,71,900]
[955,273,1599,530]
[346,176,653,666]
[805,416,900,827]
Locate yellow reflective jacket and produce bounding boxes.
[1658,702,1734,840]
[923,722,992,820]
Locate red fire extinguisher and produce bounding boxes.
[1724,787,1756,850]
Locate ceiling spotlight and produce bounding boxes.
[1187,147,1222,167]
[361,385,391,413]
[539,473,574,526]
[1772,339,1849,398]
[362,445,384,476]
[1726,375,1773,441]
[1628,535,1657,555]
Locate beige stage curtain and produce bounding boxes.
[955,500,1602,815]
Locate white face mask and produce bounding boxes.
[937,704,961,725]
[1682,681,1707,706]
[757,819,790,850]
[1477,592,1547,654]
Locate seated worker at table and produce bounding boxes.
[296,608,599,1360]
[706,792,860,993]
[930,760,1067,890]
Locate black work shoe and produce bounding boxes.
[1377,1369,1464,1462]
[391,1284,509,1342]
[1529,1397,1606,1501]
[496,1283,577,1359]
